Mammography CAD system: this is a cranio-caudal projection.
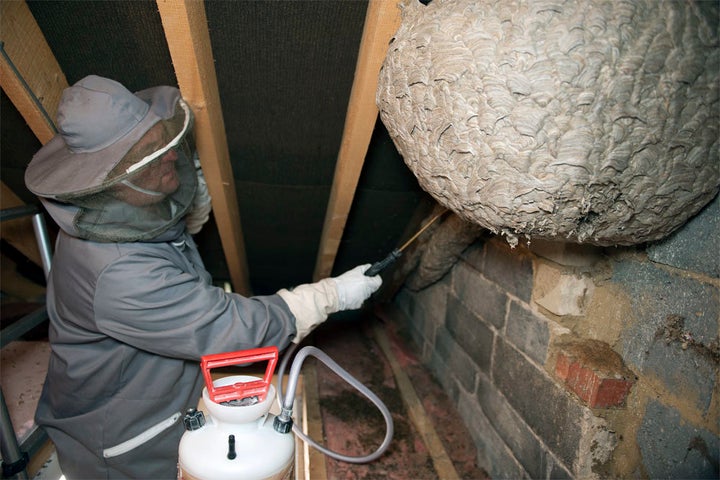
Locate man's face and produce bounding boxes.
[116,123,182,206]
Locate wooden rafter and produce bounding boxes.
[0,0,66,144]
[156,0,251,296]
[313,0,402,281]
[0,0,67,266]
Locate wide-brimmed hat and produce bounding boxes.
[25,75,188,199]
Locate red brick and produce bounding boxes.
[592,378,634,408]
[553,338,635,408]
[555,350,571,380]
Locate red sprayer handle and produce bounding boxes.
[201,346,279,404]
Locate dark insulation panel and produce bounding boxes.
[27,0,176,89]
[5,0,426,295]
[203,0,370,293]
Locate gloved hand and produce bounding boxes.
[277,264,382,344]
[332,264,382,310]
[185,152,212,235]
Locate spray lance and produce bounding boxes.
[364,208,449,277]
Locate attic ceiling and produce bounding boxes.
[1,0,431,296]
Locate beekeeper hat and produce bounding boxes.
[25,75,191,199]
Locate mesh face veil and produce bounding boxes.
[55,99,198,242]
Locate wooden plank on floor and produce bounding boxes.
[301,363,328,480]
[372,323,461,480]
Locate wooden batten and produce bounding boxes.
[371,315,461,480]
[157,0,251,296]
[313,0,402,281]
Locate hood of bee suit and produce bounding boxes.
[25,75,197,242]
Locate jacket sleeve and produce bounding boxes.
[92,249,297,360]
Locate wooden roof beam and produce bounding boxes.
[313,0,402,281]
[0,0,66,144]
[157,0,251,296]
[0,0,68,266]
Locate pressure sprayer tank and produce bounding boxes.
[178,347,295,480]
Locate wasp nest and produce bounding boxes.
[377,0,719,246]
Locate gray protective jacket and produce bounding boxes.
[35,202,297,479]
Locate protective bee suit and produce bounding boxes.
[25,75,381,479]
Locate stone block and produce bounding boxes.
[415,301,437,342]
[615,261,719,413]
[414,278,449,323]
[553,337,636,408]
[446,293,493,374]
[534,262,595,316]
[638,400,719,479]
[453,262,508,329]
[506,301,551,365]
[576,410,618,479]
[460,240,485,271]
[529,239,604,267]
[408,315,431,362]
[395,289,424,337]
[493,338,586,468]
[475,373,573,479]
[457,389,529,480]
[407,284,444,334]
[481,239,534,303]
[395,287,444,362]
[647,193,719,278]
[433,325,478,393]
[395,288,416,322]
[427,343,461,403]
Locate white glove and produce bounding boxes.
[185,153,212,235]
[277,278,338,344]
[332,264,382,310]
[277,264,382,344]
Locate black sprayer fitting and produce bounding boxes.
[273,407,294,434]
[183,408,206,431]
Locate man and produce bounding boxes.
[24,75,381,478]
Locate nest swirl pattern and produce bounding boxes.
[377,0,719,246]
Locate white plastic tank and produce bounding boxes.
[178,375,295,480]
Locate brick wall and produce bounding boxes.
[393,195,719,479]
